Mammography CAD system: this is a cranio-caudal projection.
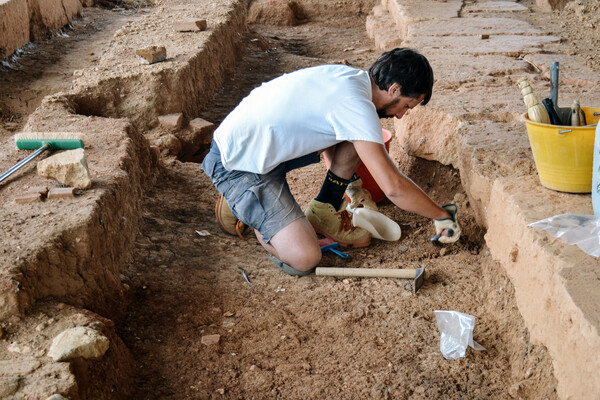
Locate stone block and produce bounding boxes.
[173,19,207,32]
[135,46,167,64]
[37,148,92,189]
[159,113,184,130]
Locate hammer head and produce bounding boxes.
[414,267,425,294]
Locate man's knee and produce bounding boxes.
[289,248,322,271]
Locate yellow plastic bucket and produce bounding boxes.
[524,107,600,193]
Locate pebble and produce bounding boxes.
[525,367,534,378]
[201,334,220,346]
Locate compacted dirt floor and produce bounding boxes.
[1,0,599,398]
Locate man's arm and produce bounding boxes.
[353,140,451,220]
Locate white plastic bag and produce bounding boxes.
[529,214,600,257]
[434,310,486,360]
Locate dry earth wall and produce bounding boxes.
[369,0,600,398]
[0,0,247,397]
[0,0,83,60]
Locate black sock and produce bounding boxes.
[315,170,351,211]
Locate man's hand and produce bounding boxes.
[432,204,461,244]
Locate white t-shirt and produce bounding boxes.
[214,64,384,174]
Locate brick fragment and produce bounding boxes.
[47,187,76,199]
[173,19,207,32]
[159,113,184,131]
[188,117,215,145]
[27,186,49,196]
[15,193,43,204]
[201,334,221,346]
[189,117,214,133]
[135,46,167,64]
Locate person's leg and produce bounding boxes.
[204,142,321,275]
[323,141,362,181]
[254,217,321,272]
[305,142,372,247]
[316,141,363,210]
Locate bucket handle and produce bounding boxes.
[558,129,572,134]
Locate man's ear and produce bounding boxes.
[388,83,401,96]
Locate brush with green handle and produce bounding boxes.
[0,132,85,184]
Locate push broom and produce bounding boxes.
[0,132,85,184]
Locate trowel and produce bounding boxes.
[547,61,572,125]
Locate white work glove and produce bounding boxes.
[432,204,461,244]
[345,178,378,211]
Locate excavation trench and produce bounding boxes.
[0,1,563,398]
[117,12,558,400]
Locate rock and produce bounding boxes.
[47,326,110,361]
[189,117,214,136]
[27,186,49,196]
[45,395,69,400]
[158,113,184,131]
[0,377,19,397]
[508,382,521,398]
[536,0,570,12]
[151,134,182,157]
[14,192,43,204]
[135,46,167,64]
[201,334,221,346]
[173,19,207,32]
[37,148,92,189]
[0,358,41,375]
[248,0,298,26]
[47,187,77,199]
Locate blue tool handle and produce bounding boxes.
[550,62,559,111]
[330,248,350,259]
[430,228,455,243]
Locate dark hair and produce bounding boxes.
[369,48,434,105]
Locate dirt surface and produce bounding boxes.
[1,0,599,398]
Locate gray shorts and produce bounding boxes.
[202,141,320,243]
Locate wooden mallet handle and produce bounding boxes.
[315,267,427,293]
[316,267,418,279]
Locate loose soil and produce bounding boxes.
[1,0,599,398]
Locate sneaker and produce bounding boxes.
[304,199,371,248]
[215,194,247,239]
[345,178,378,211]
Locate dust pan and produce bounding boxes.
[351,208,401,241]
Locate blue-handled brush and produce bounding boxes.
[0,132,85,185]
[319,238,350,259]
